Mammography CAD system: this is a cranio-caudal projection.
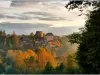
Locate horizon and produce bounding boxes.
[0,26,82,36]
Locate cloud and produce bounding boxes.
[0,0,86,35]
[34,16,66,21]
[0,11,67,21]
[0,13,32,20]
[0,14,5,18]
[43,26,82,36]
[23,11,53,16]
[0,0,11,7]
[0,23,82,35]
[10,0,68,7]
[0,22,51,29]
[23,11,67,21]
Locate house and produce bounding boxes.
[48,40,61,47]
[34,31,44,38]
[45,33,54,42]
[34,31,45,44]
[20,36,31,43]
[20,35,34,49]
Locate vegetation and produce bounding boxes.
[0,0,100,73]
[68,32,81,44]
[76,7,100,73]
[66,0,100,74]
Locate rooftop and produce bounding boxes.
[46,33,54,36]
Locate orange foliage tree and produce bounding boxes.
[7,48,57,73]
[37,48,57,70]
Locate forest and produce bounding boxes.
[0,30,80,74]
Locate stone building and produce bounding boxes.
[45,33,54,42]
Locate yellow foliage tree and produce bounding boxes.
[37,48,57,70]
[7,48,57,73]
[66,53,77,68]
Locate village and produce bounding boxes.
[20,31,61,50]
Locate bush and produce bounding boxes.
[65,66,82,74]
[55,63,66,74]
[42,62,55,74]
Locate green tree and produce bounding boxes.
[0,64,5,74]
[76,7,100,73]
[5,65,17,74]
[30,32,35,46]
[9,38,12,49]
[66,0,99,11]
[55,63,66,74]
[42,62,54,74]
[67,54,76,68]
[68,32,81,44]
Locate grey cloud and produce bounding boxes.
[0,14,17,19]
[34,16,67,21]
[44,26,81,36]
[0,23,82,36]
[0,14,32,20]
[23,11,67,21]
[11,0,67,3]
[23,12,54,16]
[0,12,67,21]
[5,15,17,19]
[0,22,51,29]
[10,0,67,6]
[0,22,52,35]
[16,14,32,20]
[0,14,5,18]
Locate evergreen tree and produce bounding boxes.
[0,64,5,74]
[68,32,81,44]
[55,63,65,74]
[76,7,100,73]
[42,62,54,74]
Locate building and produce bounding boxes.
[48,40,61,47]
[45,33,54,42]
[35,31,44,38]
[20,35,34,49]
[34,31,45,44]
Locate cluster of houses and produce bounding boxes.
[20,31,61,49]
[0,30,61,50]
[34,31,61,48]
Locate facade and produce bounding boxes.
[34,31,45,44]
[20,36,34,49]
[34,31,44,38]
[45,33,54,42]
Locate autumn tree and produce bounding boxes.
[66,54,77,69]
[6,48,57,74]
[36,48,57,70]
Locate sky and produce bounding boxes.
[0,0,92,36]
